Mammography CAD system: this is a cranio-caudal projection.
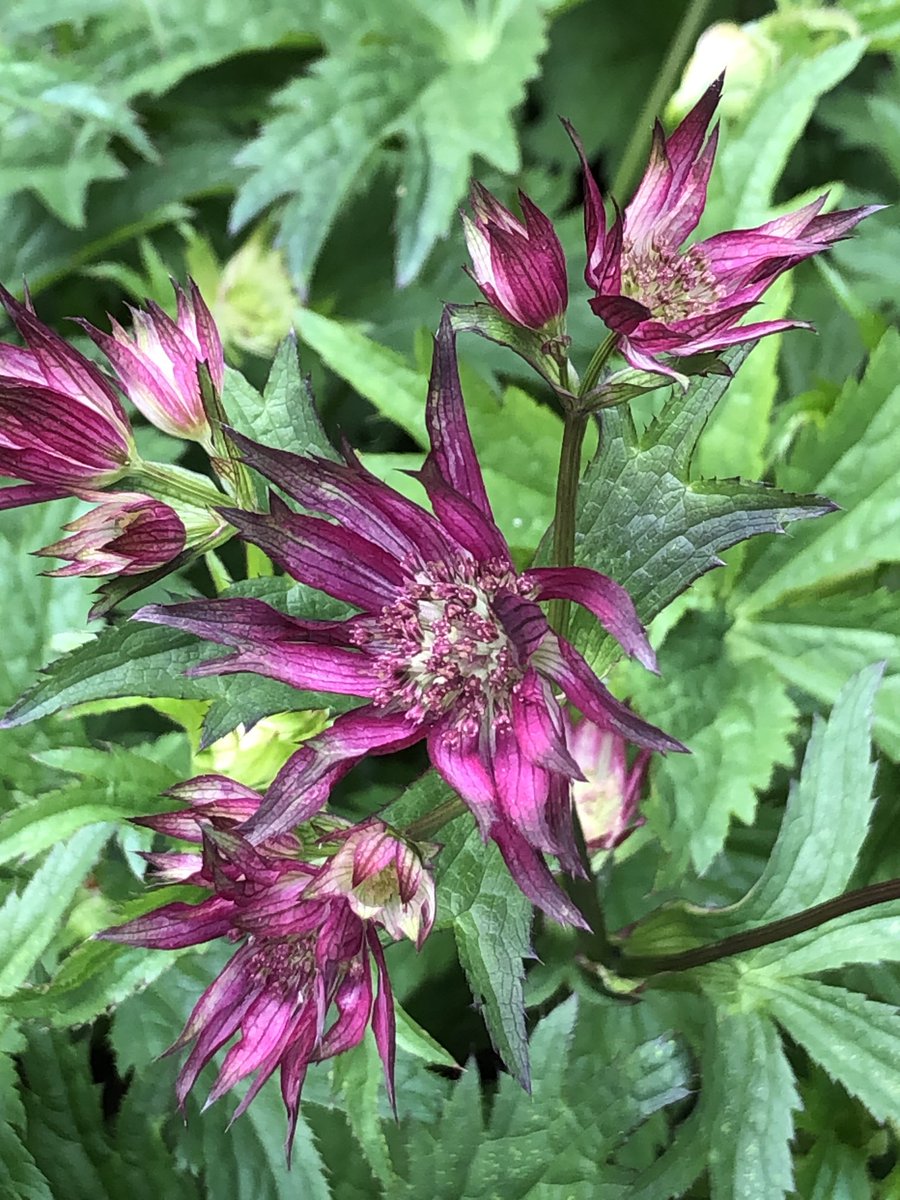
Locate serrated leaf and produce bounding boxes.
[794,1140,871,1200]
[626,616,799,876]
[233,1,549,287]
[0,825,110,996]
[753,976,900,1124]
[223,334,338,460]
[1,578,352,734]
[0,745,180,865]
[570,344,833,674]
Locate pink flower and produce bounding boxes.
[567,78,881,382]
[305,818,435,949]
[569,719,649,853]
[102,786,423,1153]
[80,280,223,450]
[135,314,683,926]
[34,491,185,578]
[463,183,568,332]
[0,286,133,510]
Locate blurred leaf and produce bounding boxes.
[0,825,110,997]
[627,616,799,877]
[233,0,549,288]
[794,1139,871,1200]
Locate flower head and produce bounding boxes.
[0,286,133,510]
[136,314,683,925]
[305,819,435,949]
[463,183,568,332]
[34,491,186,578]
[569,719,649,853]
[80,279,223,450]
[103,786,412,1154]
[567,78,881,382]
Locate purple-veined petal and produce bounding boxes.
[135,597,355,648]
[186,641,379,699]
[423,311,493,518]
[543,637,686,753]
[510,669,584,778]
[664,74,723,190]
[492,592,550,663]
[98,894,235,949]
[525,565,657,670]
[490,818,589,930]
[427,719,497,836]
[316,956,373,1060]
[221,498,406,611]
[589,293,651,336]
[414,459,511,565]
[0,482,68,509]
[369,932,397,1113]
[624,120,675,245]
[490,724,555,853]
[561,119,609,290]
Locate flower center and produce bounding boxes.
[353,557,530,734]
[251,935,315,999]
[620,240,721,323]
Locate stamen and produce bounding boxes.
[621,240,721,322]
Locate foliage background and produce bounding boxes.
[1,0,900,1196]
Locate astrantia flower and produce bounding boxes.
[0,286,133,510]
[80,279,223,450]
[463,183,568,332]
[136,315,683,925]
[104,787,427,1152]
[569,719,648,853]
[567,77,880,382]
[34,491,186,578]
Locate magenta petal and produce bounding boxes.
[665,75,723,188]
[368,932,397,1113]
[99,895,235,949]
[0,482,68,510]
[134,597,355,648]
[186,641,379,698]
[490,819,588,929]
[222,499,407,611]
[423,312,493,519]
[624,120,675,245]
[415,459,511,565]
[510,670,583,778]
[427,721,497,836]
[491,725,554,853]
[493,592,550,664]
[562,119,610,291]
[589,293,650,335]
[206,992,298,1105]
[526,565,657,670]
[548,638,686,753]
[316,957,373,1060]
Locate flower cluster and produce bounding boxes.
[103,775,434,1151]
[137,314,682,926]
[463,77,878,391]
[0,281,229,596]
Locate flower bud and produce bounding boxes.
[0,286,133,510]
[80,280,223,451]
[35,492,186,578]
[569,720,649,853]
[463,183,568,332]
[306,820,435,948]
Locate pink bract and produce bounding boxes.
[35,491,185,578]
[135,313,683,926]
[463,182,568,332]
[566,77,881,382]
[80,279,223,449]
[569,718,649,853]
[0,286,133,509]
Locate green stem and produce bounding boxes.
[130,458,226,510]
[621,877,900,978]
[611,0,714,201]
[579,332,618,400]
[549,412,589,637]
[404,797,467,843]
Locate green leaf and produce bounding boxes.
[0,745,180,865]
[570,344,833,674]
[730,664,882,924]
[0,1120,52,1200]
[794,1140,871,1200]
[626,615,799,876]
[754,976,900,1124]
[232,1,549,287]
[223,334,338,460]
[393,996,689,1198]
[0,578,352,735]
[0,825,110,996]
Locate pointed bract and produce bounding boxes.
[567,78,881,379]
[35,491,185,578]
